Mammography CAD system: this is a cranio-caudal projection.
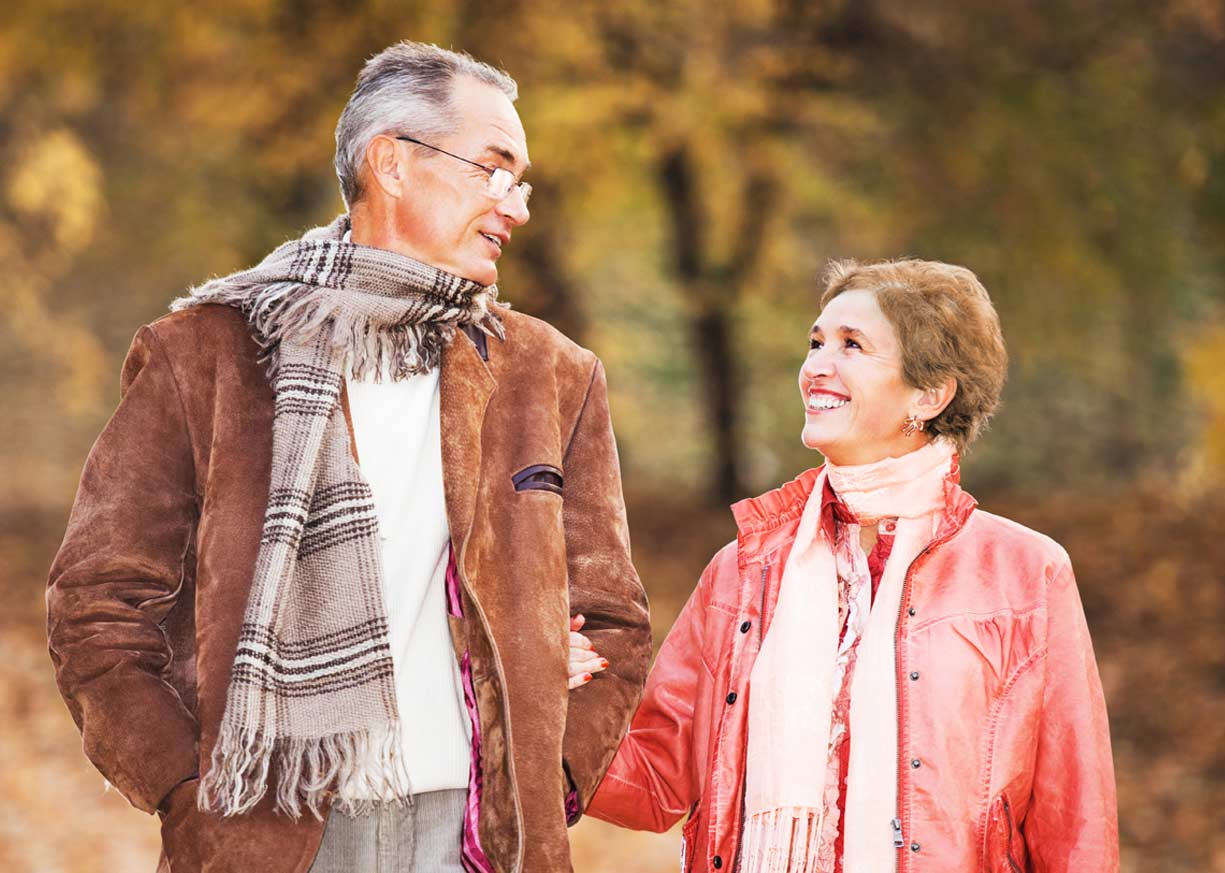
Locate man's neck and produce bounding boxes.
[348,205,423,262]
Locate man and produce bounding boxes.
[47,41,651,873]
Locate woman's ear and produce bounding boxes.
[912,377,957,423]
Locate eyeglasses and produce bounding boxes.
[395,135,532,204]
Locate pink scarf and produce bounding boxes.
[742,439,955,873]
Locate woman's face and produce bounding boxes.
[798,289,926,465]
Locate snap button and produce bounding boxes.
[740,620,751,633]
[911,842,921,852]
[908,606,916,617]
[713,856,723,869]
[910,671,920,680]
[911,758,921,768]
[726,692,738,705]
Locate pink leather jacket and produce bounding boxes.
[587,466,1118,872]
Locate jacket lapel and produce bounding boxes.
[440,331,497,568]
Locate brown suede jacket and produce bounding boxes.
[47,303,651,873]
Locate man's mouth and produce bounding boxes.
[479,232,504,250]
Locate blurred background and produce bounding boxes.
[2,1,1223,870]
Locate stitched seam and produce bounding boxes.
[144,325,200,503]
[976,645,1047,864]
[911,603,1043,634]
[140,326,202,744]
[561,355,599,460]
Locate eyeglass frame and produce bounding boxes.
[394,135,532,204]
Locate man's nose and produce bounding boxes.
[497,186,530,226]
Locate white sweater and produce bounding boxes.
[339,364,471,800]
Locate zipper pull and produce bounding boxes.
[891,817,904,848]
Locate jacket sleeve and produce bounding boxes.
[46,325,201,815]
[559,358,652,821]
[583,554,713,833]
[1023,559,1120,872]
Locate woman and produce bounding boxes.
[568,259,1118,872]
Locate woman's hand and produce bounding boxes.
[569,614,608,689]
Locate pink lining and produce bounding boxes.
[446,548,496,873]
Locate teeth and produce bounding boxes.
[481,233,502,248]
[808,394,849,410]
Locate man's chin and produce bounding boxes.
[467,267,498,287]
[451,257,498,287]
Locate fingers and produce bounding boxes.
[570,647,607,674]
[568,613,611,690]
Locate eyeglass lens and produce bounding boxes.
[487,167,532,204]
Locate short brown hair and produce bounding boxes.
[820,258,1008,453]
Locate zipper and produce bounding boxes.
[892,517,971,870]
[1002,796,1023,873]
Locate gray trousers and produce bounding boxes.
[309,789,467,873]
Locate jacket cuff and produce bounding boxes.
[76,667,200,814]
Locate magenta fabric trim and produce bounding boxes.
[563,762,581,825]
[446,548,496,873]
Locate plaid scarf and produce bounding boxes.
[171,214,504,818]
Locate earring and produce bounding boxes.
[902,415,925,437]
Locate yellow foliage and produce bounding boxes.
[6,128,103,255]
[1184,321,1225,479]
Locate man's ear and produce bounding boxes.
[364,134,406,200]
[912,377,957,423]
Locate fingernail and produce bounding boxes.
[583,673,592,683]
[599,659,609,669]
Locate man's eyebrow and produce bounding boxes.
[480,144,531,173]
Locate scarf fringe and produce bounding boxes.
[741,807,828,873]
[198,719,414,820]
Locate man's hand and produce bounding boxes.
[568,614,608,689]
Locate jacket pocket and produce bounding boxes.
[985,792,1028,873]
[512,463,563,496]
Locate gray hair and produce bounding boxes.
[334,41,518,209]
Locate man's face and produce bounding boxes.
[390,77,531,286]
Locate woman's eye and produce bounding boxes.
[845,338,861,350]
[809,338,822,350]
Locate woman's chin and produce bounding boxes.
[801,423,836,454]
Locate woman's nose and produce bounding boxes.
[801,348,834,380]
